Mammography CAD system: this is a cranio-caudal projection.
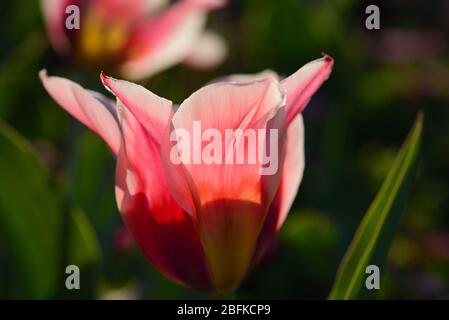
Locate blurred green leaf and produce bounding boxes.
[0,119,100,298]
[69,207,101,268]
[282,210,338,267]
[0,118,61,298]
[328,113,423,300]
[76,131,116,226]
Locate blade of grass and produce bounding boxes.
[328,112,423,300]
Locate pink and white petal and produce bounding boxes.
[282,54,334,125]
[115,101,166,203]
[115,121,212,290]
[184,31,228,69]
[253,114,304,263]
[170,77,284,207]
[39,70,121,155]
[121,0,226,79]
[122,13,207,79]
[100,73,173,139]
[92,0,147,22]
[40,0,77,53]
[161,118,202,220]
[106,77,211,290]
[119,190,212,291]
[274,114,305,229]
[92,0,168,22]
[163,78,286,291]
[106,76,173,209]
[219,70,280,84]
[95,0,170,19]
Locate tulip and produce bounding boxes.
[40,55,333,293]
[40,0,228,79]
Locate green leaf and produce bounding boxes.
[69,207,101,268]
[328,113,423,300]
[75,131,116,227]
[0,118,61,298]
[0,119,101,298]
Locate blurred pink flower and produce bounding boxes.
[40,55,333,293]
[40,0,228,79]
[114,225,135,254]
[365,29,447,64]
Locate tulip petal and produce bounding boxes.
[217,70,280,84]
[253,114,305,262]
[100,73,172,139]
[102,74,212,289]
[100,73,174,211]
[92,0,168,22]
[40,0,78,54]
[161,118,202,220]
[273,114,305,230]
[184,31,228,69]
[113,92,212,290]
[122,0,226,79]
[93,0,145,21]
[281,54,334,124]
[163,78,286,291]
[115,140,212,291]
[253,57,333,258]
[169,77,284,211]
[39,70,121,155]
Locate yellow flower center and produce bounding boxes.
[78,12,129,65]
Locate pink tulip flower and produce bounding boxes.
[40,55,333,293]
[40,0,228,79]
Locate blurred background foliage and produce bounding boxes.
[0,0,448,299]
